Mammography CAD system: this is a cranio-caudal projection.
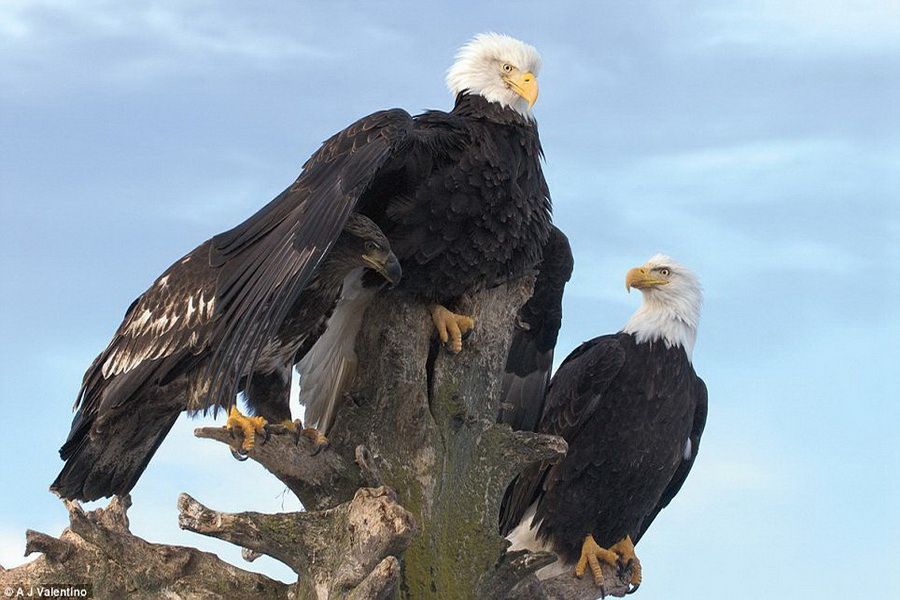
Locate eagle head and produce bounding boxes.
[623,254,703,359]
[446,32,542,117]
[331,214,402,286]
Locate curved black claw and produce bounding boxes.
[260,424,273,446]
[626,583,640,595]
[461,328,474,342]
[230,446,250,461]
[309,440,330,457]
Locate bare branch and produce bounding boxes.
[194,424,363,511]
[178,486,416,599]
[0,495,290,599]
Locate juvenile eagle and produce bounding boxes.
[500,255,708,593]
[51,215,399,501]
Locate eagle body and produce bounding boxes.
[517,333,707,562]
[296,96,552,430]
[364,94,550,303]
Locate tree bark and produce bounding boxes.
[4,278,631,599]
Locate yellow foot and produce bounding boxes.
[610,535,642,593]
[574,534,642,593]
[274,419,328,454]
[429,304,475,353]
[574,534,619,588]
[225,406,268,453]
[301,426,329,455]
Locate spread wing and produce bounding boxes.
[498,225,573,432]
[202,109,418,407]
[634,376,708,543]
[500,335,626,535]
[75,241,218,417]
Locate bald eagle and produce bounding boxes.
[500,256,707,593]
[291,33,552,432]
[51,215,399,501]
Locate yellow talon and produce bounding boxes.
[225,406,268,452]
[429,304,475,353]
[274,419,327,454]
[610,535,642,590]
[278,419,299,432]
[301,426,329,450]
[574,534,619,587]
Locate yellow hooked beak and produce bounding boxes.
[626,267,669,292]
[504,70,539,108]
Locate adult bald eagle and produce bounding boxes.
[290,33,552,431]
[51,215,400,501]
[500,255,707,593]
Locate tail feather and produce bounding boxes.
[297,272,374,433]
[51,404,180,502]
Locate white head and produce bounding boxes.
[446,33,542,117]
[622,254,703,360]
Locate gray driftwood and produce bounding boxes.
[0,495,289,599]
[5,279,631,599]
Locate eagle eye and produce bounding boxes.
[502,63,513,73]
[365,241,381,252]
[659,268,671,276]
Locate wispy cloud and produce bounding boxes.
[0,0,335,93]
[1,0,329,59]
[698,0,900,55]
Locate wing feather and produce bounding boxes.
[634,376,708,543]
[498,226,573,431]
[75,242,218,418]
[202,109,417,408]
[499,336,626,535]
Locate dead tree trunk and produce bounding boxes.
[2,279,630,599]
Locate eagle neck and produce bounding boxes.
[452,93,535,127]
[621,296,698,361]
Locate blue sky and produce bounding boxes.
[1,1,898,597]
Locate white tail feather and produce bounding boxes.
[505,503,568,580]
[296,269,374,433]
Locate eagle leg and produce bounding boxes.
[610,535,642,593]
[429,304,476,353]
[574,534,619,590]
[225,406,268,456]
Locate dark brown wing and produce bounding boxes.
[634,376,708,543]
[498,225,573,432]
[202,109,418,408]
[500,335,626,535]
